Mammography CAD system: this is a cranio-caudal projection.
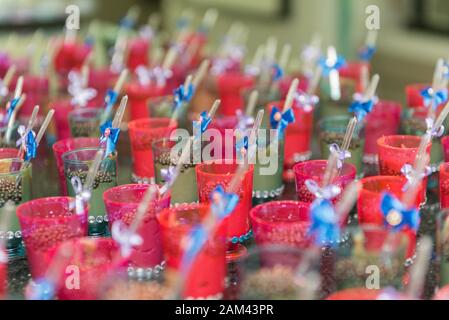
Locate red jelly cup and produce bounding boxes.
[17,197,87,279]
[440,163,449,209]
[208,115,245,160]
[267,101,313,175]
[104,184,170,269]
[377,135,432,176]
[46,237,126,300]
[128,118,177,182]
[20,75,49,116]
[339,61,370,94]
[126,82,165,121]
[196,162,254,242]
[126,38,150,71]
[157,203,227,299]
[364,100,402,162]
[358,176,424,225]
[52,137,99,196]
[216,72,255,116]
[250,201,312,248]
[293,160,356,205]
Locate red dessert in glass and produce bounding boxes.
[216,72,255,116]
[126,82,165,121]
[52,137,99,196]
[196,162,254,242]
[250,201,312,248]
[104,184,170,269]
[126,38,150,71]
[17,197,87,279]
[157,203,227,299]
[293,160,356,205]
[128,118,177,182]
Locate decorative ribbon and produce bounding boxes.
[104,89,119,109]
[380,192,420,232]
[235,110,254,130]
[318,55,346,77]
[111,220,143,258]
[308,198,340,247]
[192,111,211,143]
[6,97,20,123]
[294,91,319,112]
[136,66,173,87]
[70,176,91,216]
[420,87,448,110]
[235,134,249,159]
[68,76,97,109]
[269,106,295,138]
[173,83,194,111]
[17,126,37,162]
[358,45,376,61]
[0,79,9,98]
[160,166,176,185]
[100,120,121,158]
[305,179,341,200]
[426,117,445,138]
[210,185,239,220]
[329,143,351,169]
[400,164,432,192]
[348,98,374,121]
[272,64,284,81]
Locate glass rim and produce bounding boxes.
[103,184,169,206]
[377,135,425,150]
[16,196,76,220]
[359,175,407,197]
[0,158,31,176]
[293,159,356,179]
[62,147,116,165]
[157,202,210,231]
[249,200,310,228]
[196,160,254,178]
[128,117,176,132]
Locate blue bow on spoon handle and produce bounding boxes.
[100,69,128,125]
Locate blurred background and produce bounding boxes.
[0,0,448,102]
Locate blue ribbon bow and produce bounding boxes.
[420,87,448,110]
[100,120,121,157]
[348,99,374,121]
[6,97,20,123]
[358,45,376,61]
[272,64,284,81]
[270,106,295,138]
[24,131,37,161]
[318,55,346,77]
[308,199,340,247]
[26,278,55,300]
[210,185,239,220]
[380,192,420,232]
[173,83,194,111]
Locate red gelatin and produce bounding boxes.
[47,237,126,300]
[339,61,370,94]
[293,160,356,205]
[126,38,150,71]
[216,72,255,116]
[358,176,424,225]
[250,201,312,248]
[377,135,431,176]
[364,100,402,158]
[128,118,177,181]
[157,203,227,299]
[440,163,449,209]
[126,82,165,121]
[104,184,170,268]
[267,101,313,170]
[52,137,99,195]
[208,115,241,160]
[17,197,87,279]
[196,162,254,240]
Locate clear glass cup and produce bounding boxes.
[62,148,118,236]
[68,108,102,138]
